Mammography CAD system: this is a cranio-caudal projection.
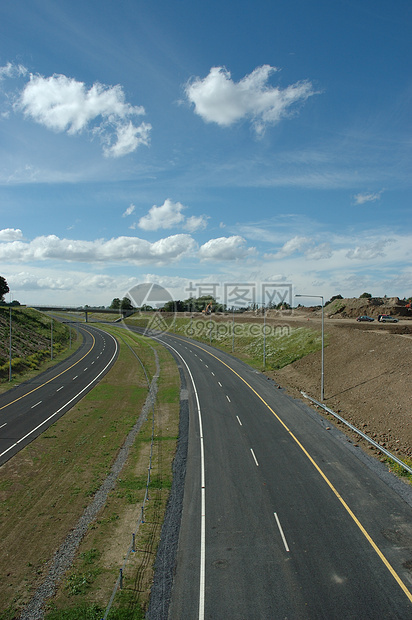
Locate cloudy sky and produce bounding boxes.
[0,0,411,307]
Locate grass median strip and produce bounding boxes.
[0,326,179,620]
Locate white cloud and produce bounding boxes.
[17,73,151,157]
[198,236,254,261]
[353,191,383,205]
[346,240,391,260]
[138,199,208,232]
[139,199,186,230]
[305,242,332,260]
[0,233,196,265]
[184,214,209,232]
[275,235,310,258]
[185,65,317,135]
[122,203,136,217]
[104,120,151,158]
[0,62,27,81]
[0,228,23,241]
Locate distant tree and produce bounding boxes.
[360,292,372,299]
[0,276,9,302]
[325,294,343,306]
[110,298,121,309]
[120,296,134,310]
[162,300,185,312]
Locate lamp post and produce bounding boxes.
[263,303,266,369]
[295,294,324,401]
[9,307,12,382]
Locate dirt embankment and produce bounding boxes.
[267,317,412,463]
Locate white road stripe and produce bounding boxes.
[250,448,259,466]
[151,338,206,620]
[72,375,78,380]
[236,416,242,426]
[31,401,42,409]
[218,381,222,387]
[56,386,64,392]
[0,333,118,462]
[0,423,7,429]
[226,395,231,402]
[274,512,290,552]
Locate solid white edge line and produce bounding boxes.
[152,338,206,620]
[0,330,118,461]
[250,448,259,466]
[274,512,290,552]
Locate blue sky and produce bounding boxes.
[0,0,411,307]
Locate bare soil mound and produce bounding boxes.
[267,318,412,464]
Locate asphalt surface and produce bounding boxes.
[151,330,412,620]
[0,323,118,466]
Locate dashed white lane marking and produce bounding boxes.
[72,375,78,380]
[0,423,7,429]
[250,448,259,466]
[274,512,290,552]
[56,386,64,392]
[31,401,42,409]
[211,371,215,376]
[218,381,222,387]
[236,415,242,426]
[226,395,231,402]
[84,367,88,371]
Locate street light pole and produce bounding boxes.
[295,294,324,401]
[9,307,12,382]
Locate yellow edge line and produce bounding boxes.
[0,327,96,412]
[183,337,412,604]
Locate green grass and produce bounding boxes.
[383,457,412,484]
[128,315,326,371]
[0,307,80,387]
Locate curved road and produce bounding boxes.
[0,323,118,466]
[152,330,412,619]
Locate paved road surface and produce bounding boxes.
[0,323,118,466]
[154,331,412,619]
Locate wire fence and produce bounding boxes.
[102,334,159,620]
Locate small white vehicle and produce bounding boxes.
[378,314,399,323]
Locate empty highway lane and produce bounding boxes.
[0,324,118,466]
[154,331,412,619]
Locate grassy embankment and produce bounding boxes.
[0,307,80,391]
[124,313,325,370]
[0,325,179,620]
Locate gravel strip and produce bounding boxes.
[20,349,160,620]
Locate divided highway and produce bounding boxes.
[0,323,118,466]
[152,330,412,619]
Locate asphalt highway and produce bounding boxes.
[0,323,118,466]
[153,330,412,619]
